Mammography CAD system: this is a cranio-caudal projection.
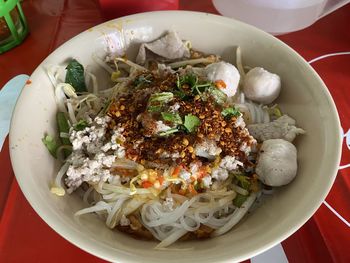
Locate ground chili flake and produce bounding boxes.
[106,71,255,167]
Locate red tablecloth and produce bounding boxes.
[1,0,349,262]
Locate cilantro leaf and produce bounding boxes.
[65,59,87,92]
[177,74,211,96]
[177,74,198,88]
[222,107,240,118]
[158,128,180,137]
[183,114,200,133]
[161,112,183,125]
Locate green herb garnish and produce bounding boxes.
[208,86,227,105]
[56,112,72,157]
[149,92,174,103]
[235,174,251,190]
[267,106,283,118]
[147,105,162,112]
[65,59,87,92]
[134,74,152,88]
[42,135,59,158]
[222,107,240,119]
[183,114,201,133]
[161,112,182,125]
[147,92,174,112]
[177,74,211,96]
[177,74,198,89]
[74,120,88,131]
[233,193,248,208]
[158,128,180,137]
[173,90,190,100]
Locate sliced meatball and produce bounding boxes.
[136,31,191,65]
[248,115,305,142]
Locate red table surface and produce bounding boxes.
[1,0,350,262]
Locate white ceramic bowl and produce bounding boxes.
[10,11,341,263]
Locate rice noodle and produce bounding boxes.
[60,132,69,138]
[75,201,112,216]
[212,192,257,236]
[155,228,188,249]
[106,195,129,228]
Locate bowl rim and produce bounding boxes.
[9,10,342,263]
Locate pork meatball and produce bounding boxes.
[205,61,240,97]
[243,67,281,104]
[256,139,297,186]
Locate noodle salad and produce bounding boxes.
[43,31,304,248]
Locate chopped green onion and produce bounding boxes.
[235,174,251,190]
[177,74,198,89]
[57,112,71,145]
[42,135,59,158]
[149,92,174,103]
[74,120,88,131]
[158,128,180,136]
[147,105,162,113]
[208,86,227,105]
[183,114,200,133]
[233,193,248,208]
[222,107,240,118]
[268,106,283,118]
[161,112,182,125]
[147,92,174,112]
[57,112,72,157]
[173,90,189,100]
